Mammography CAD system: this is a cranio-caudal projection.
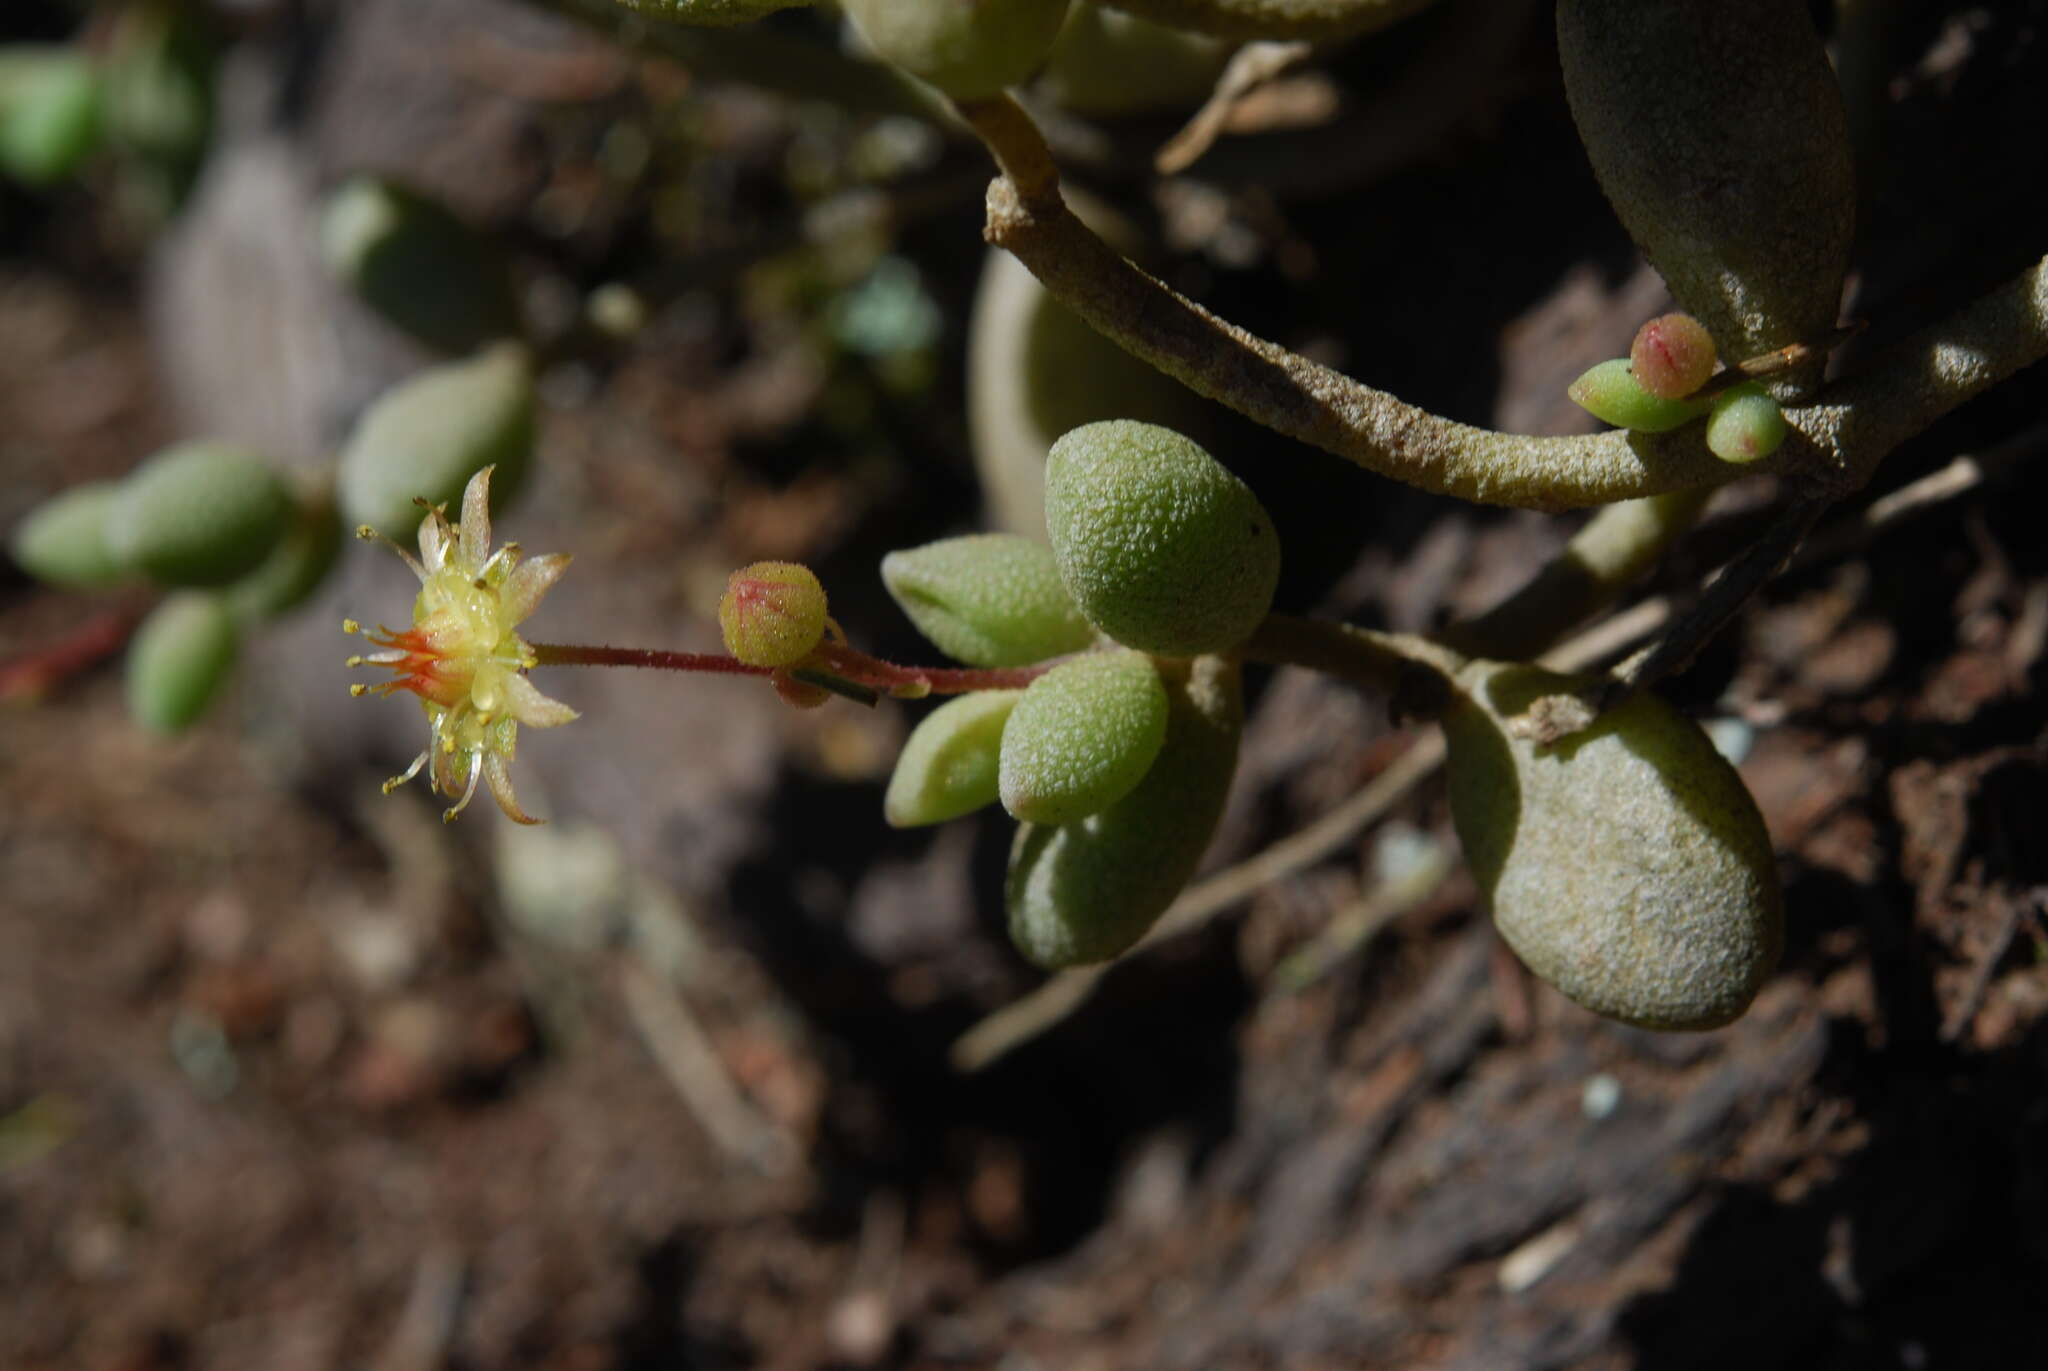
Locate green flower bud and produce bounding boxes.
[1007,654,1241,968]
[1558,0,1853,392]
[719,561,827,667]
[0,48,104,187]
[225,489,342,619]
[885,688,1022,827]
[1566,359,1707,433]
[319,176,520,354]
[882,533,1095,667]
[1704,381,1788,464]
[106,442,293,587]
[127,591,239,733]
[842,0,1073,100]
[1628,313,1717,401]
[1441,659,1783,1030]
[337,343,536,540]
[10,482,125,589]
[1000,649,1168,825]
[1045,420,1278,656]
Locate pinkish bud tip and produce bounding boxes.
[1629,313,1718,401]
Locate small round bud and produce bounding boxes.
[1007,655,1241,968]
[127,592,240,733]
[1441,659,1783,1030]
[720,562,828,668]
[1628,313,1718,400]
[1704,381,1788,464]
[842,0,1072,100]
[0,48,103,187]
[885,689,1022,827]
[1045,420,1279,656]
[337,343,536,540]
[882,534,1094,668]
[9,481,125,588]
[1566,359,1707,433]
[320,176,520,354]
[999,650,1168,825]
[106,442,293,587]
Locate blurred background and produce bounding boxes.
[4,2,2048,1367]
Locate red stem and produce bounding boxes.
[528,640,1055,695]
[529,643,774,676]
[0,606,141,702]
[810,642,1051,694]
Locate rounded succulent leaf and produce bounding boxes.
[885,689,1021,827]
[1000,649,1168,825]
[1007,654,1241,968]
[0,48,104,187]
[1629,314,1717,400]
[882,533,1094,667]
[1441,659,1783,1030]
[842,0,1073,100]
[1045,420,1279,656]
[1704,382,1788,464]
[10,481,126,588]
[1037,6,1230,117]
[719,562,827,667]
[225,489,342,619]
[1566,359,1707,434]
[127,592,239,733]
[320,176,520,354]
[106,442,293,587]
[1558,0,1853,393]
[337,343,536,540]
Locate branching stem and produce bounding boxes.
[960,91,2048,515]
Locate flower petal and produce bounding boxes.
[484,752,543,824]
[418,509,453,574]
[459,466,494,571]
[500,553,571,625]
[501,671,579,729]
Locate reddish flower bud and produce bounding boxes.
[719,562,827,668]
[1629,314,1719,400]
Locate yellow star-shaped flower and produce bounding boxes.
[345,466,575,823]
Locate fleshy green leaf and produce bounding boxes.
[10,482,125,589]
[1566,359,1707,433]
[1045,420,1278,656]
[106,442,293,588]
[0,47,103,187]
[320,176,520,354]
[1704,382,1788,464]
[225,489,342,619]
[882,533,1094,668]
[1442,659,1783,1030]
[127,592,239,733]
[842,0,1072,99]
[884,689,1021,827]
[337,343,536,540]
[1007,654,1241,967]
[999,649,1167,825]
